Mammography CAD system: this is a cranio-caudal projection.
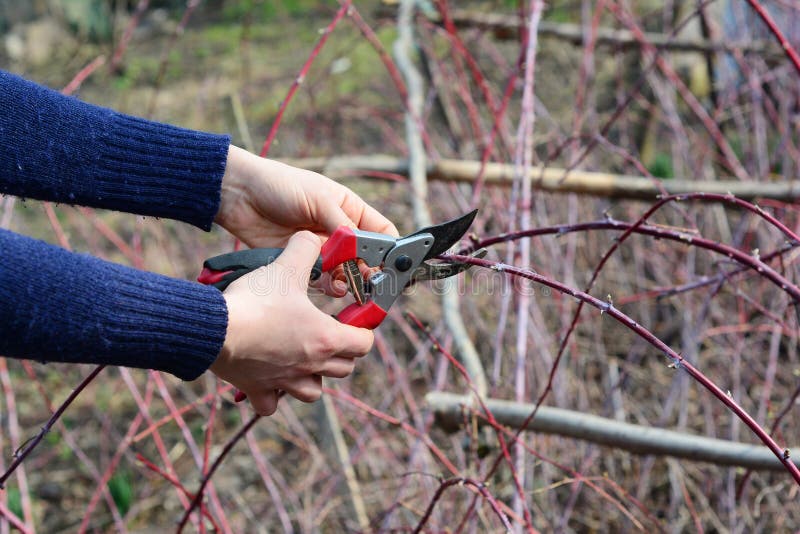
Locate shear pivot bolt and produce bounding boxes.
[395,255,413,272]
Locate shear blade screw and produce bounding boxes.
[395,255,413,272]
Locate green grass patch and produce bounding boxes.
[648,153,674,179]
[7,488,22,519]
[108,471,134,516]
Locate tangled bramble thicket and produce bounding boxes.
[1,0,800,531]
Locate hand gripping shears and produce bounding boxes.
[198,210,481,330]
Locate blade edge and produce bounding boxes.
[409,209,478,260]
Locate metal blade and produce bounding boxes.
[408,209,478,261]
[409,248,487,284]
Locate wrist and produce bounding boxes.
[212,291,238,374]
[215,145,255,228]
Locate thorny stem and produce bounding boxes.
[259,1,352,157]
[110,0,150,71]
[0,501,30,534]
[136,454,220,530]
[146,0,201,116]
[545,0,717,176]
[738,380,800,498]
[615,240,795,304]
[405,312,535,533]
[579,191,800,311]
[455,406,659,530]
[406,313,656,530]
[412,477,513,533]
[19,362,125,529]
[79,381,155,531]
[465,217,800,303]
[455,194,800,497]
[610,2,749,181]
[443,254,800,486]
[176,415,261,533]
[62,55,106,95]
[463,193,800,462]
[744,0,800,76]
[345,3,408,103]
[132,384,233,443]
[325,387,461,477]
[0,365,105,489]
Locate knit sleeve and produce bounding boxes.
[0,70,229,231]
[0,228,228,380]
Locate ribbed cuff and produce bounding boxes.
[0,229,228,380]
[96,264,229,380]
[0,70,230,230]
[95,113,230,231]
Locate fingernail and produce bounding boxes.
[334,280,347,293]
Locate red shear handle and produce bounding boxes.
[336,300,388,330]
[197,267,233,286]
[321,226,358,271]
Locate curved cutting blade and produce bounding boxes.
[409,248,487,284]
[408,209,478,261]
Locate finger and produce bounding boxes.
[316,263,372,298]
[274,231,322,290]
[311,272,349,297]
[322,193,399,238]
[280,375,323,403]
[358,261,380,282]
[317,356,357,379]
[354,203,400,237]
[329,264,345,282]
[317,203,357,235]
[323,317,375,358]
[249,389,280,416]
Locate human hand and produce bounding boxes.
[210,231,374,416]
[215,145,399,248]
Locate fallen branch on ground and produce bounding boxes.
[377,6,783,57]
[280,156,800,202]
[427,392,799,472]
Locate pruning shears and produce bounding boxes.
[198,209,481,403]
[198,209,481,329]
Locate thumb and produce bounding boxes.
[275,231,322,290]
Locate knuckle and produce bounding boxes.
[295,362,314,375]
[310,331,338,358]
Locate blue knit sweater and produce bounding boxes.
[0,70,229,380]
